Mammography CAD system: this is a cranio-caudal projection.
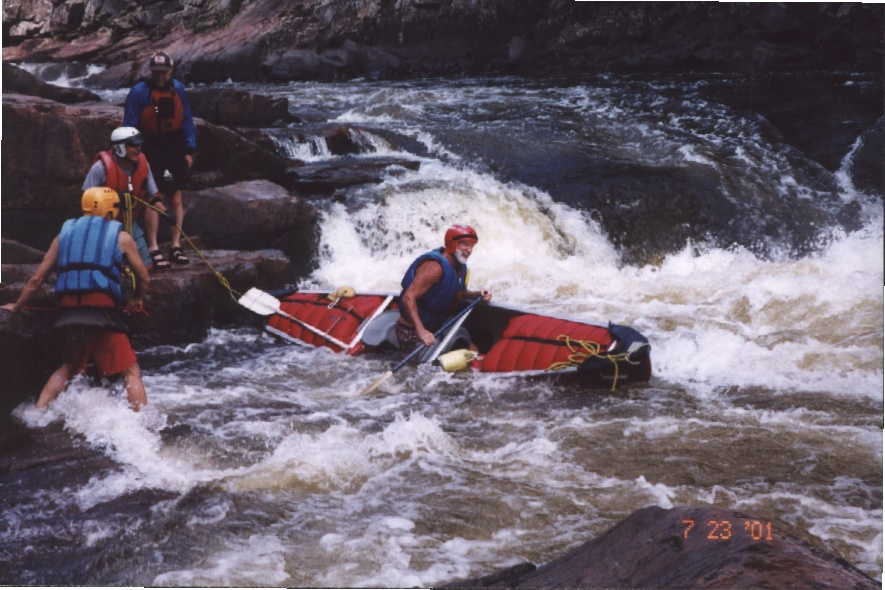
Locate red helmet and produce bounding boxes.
[444,224,478,254]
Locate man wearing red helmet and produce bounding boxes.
[398,224,492,349]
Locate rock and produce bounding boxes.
[445,505,879,589]
[286,156,421,195]
[2,239,46,264]
[177,180,317,276]
[3,63,101,103]
[4,3,879,82]
[122,248,293,348]
[697,73,884,172]
[0,300,60,419]
[1,93,293,250]
[191,121,294,188]
[850,115,885,197]
[187,88,291,127]
[0,248,292,416]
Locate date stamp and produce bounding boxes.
[681,519,774,542]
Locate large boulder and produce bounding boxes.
[176,180,318,276]
[187,88,292,127]
[3,62,100,103]
[285,156,421,195]
[446,505,878,589]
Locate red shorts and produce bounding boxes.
[58,292,136,377]
[63,328,136,377]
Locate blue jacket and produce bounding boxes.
[55,216,125,303]
[123,79,197,152]
[401,248,467,331]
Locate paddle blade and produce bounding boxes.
[360,370,393,396]
[238,288,282,316]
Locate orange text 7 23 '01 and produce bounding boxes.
[681,519,774,542]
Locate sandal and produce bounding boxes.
[170,246,190,265]
[149,249,171,270]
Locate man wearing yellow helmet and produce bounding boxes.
[1,187,152,411]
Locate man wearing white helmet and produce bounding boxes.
[82,126,170,270]
[1,187,152,411]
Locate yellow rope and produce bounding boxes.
[121,190,137,294]
[546,334,631,391]
[129,193,242,302]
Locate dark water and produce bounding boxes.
[2,69,882,586]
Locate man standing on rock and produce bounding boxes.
[123,51,197,267]
[82,126,168,270]
[1,188,151,411]
[397,224,492,350]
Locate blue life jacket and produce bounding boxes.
[400,248,467,330]
[55,216,124,303]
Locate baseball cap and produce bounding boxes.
[149,51,174,71]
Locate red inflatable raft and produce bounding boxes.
[261,290,651,389]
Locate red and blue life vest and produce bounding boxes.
[400,248,467,330]
[55,216,124,304]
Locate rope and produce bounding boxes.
[128,192,242,302]
[121,190,138,294]
[546,334,632,391]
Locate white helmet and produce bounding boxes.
[110,126,143,157]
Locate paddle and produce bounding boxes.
[238,287,350,349]
[359,297,482,395]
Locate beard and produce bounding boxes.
[454,250,470,265]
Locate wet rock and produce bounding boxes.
[4,3,880,81]
[3,62,100,103]
[190,120,292,188]
[2,239,46,264]
[0,299,60,419]
[178,180,318,276]
[187,88,292,127]
[850,115,885,198]
[286,156,421,195]
[697,73,884,172]
[445,505,879,589]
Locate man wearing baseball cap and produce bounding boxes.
[123,51,197,268]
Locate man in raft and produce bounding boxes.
[1,188,152,411]
[397,224,492,350]
[82,126,167,269]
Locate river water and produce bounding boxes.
[2,70,883,586]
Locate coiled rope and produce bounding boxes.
[546,334,632,391]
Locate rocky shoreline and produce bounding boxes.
[3,2,881,85]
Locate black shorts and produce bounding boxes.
[143,137,190,196]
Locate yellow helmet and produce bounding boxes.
[81,187,120,220]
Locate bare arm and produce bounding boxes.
[401,260,443,346]
[118,231,150,301]
[1,238,60,312]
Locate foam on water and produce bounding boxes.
[306,144,882,398]
[153,534,290,586]
[229,412,457,492]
